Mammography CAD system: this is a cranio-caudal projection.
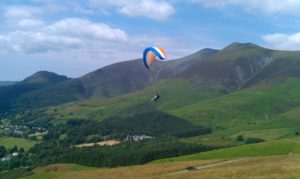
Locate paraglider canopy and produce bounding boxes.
[143,47,166,69]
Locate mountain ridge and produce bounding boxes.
[2,42,300,116]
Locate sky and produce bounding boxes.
[1,0,300,80]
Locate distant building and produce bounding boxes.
[125,135,154,141]
[5,130,23,136]
[13,130,23,136]
[1,156,11,162]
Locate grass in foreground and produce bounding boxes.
[23,155,300,179]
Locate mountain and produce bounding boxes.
[2,42,300,117]
[22,71,69,85]
[0,71,70,116]
[34,42,300,147]
[0,47,220,114]
[30,43,300,132]
[176,43,273,91]
[71,42,279,97]
[77,47,219,97]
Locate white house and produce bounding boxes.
[12,152,18,157]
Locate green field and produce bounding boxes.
[230,128,293,140]
[155,138,300,163]
[0,137,38,151]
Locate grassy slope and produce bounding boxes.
[47,80,224,124]
[23,155,300,179]
[0,136,37,151]
[154,137,300,163]
[22,137,300,178]
[180,128,292,146]
[169,77,300,145]
[22,160,218,179]
[172,77,300,126]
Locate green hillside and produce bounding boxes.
[0,71,70,116]
[166,77,300,145]
[154,137,300,163]
[32,76,300,147]
[45,79,225,124]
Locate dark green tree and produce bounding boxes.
[8,145,18,153]
[19,147,25,153]
[236,135,244,142]
[0,146,7,158]
[245,138,265,144]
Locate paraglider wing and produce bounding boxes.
[143,47,166,68]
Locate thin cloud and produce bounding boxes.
[0,17,192,60]
[188,0,300,16]
[89,0,175,20]
[45,18,128,41]
[118,0,175,21]
[3,5,42,19]
[0,18,128,53]
[17,19,45,28]
[3,5,44,28]
[262,33,300,50]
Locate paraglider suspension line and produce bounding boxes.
[152,65,162,93]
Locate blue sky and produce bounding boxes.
[1,0,300,80]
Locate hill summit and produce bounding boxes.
[22,71,69,85]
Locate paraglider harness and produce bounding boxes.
[151,93,160,102]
